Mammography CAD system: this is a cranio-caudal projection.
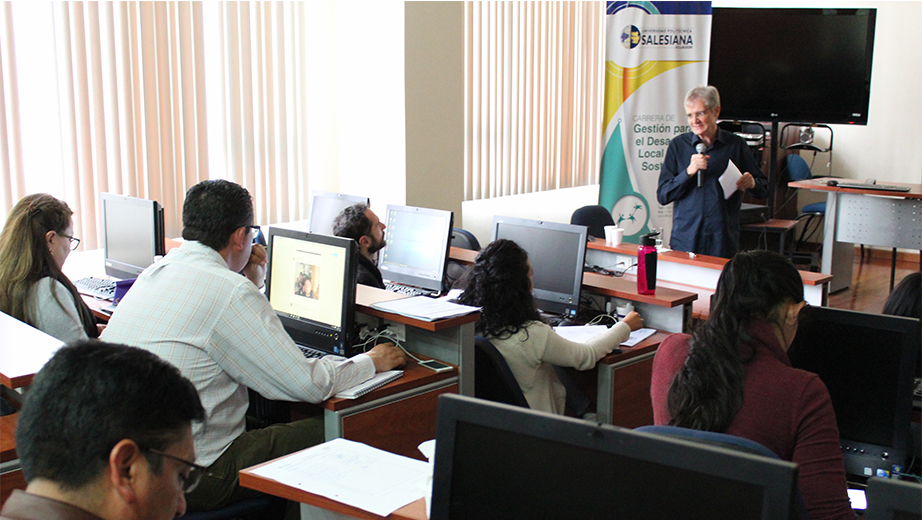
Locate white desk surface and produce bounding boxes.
[0,311,64,388]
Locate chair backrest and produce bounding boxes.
[785,154,812,182]
[570,205,614,240]
[635,425,807,520]
[474,336,529,408]
[451,228,481,251]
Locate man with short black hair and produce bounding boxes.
[102,180,405,512]
[333,203,387,289]
[2,340,205,520]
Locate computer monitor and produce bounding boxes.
[864,477,922,520]
[307,190,370,236]
[491,216,588,319]
[431,394,799,520]
[99,193,165,279]
[377,204,453,295]
[788,307,920,481]
[265,228,358,357]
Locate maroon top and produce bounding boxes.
[651,321,855,520]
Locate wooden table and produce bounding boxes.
[240,454,428,520]
[741,218,798,256]
[596,331,668,427]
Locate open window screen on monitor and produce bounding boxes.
[491,216,588,319]
[431,394,799,520]
[788,307,920,481]
[265,228,357,356]
[307,190,370,236]
[377,205,453,294]
[100,193,164,280]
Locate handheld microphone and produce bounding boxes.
[695,143,706,188]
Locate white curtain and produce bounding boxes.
[49,1,208,247]
[464,1,605,201]
[0,1,312,248]
[206,1,310,227]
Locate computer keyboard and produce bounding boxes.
[298,345,326,359]
[384,282,436,298]
[836,182,911,193]
[73,276,116,300]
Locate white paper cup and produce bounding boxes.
[604,226,624,246]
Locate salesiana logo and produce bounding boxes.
[622,27,694,50]
[620,25,641,49]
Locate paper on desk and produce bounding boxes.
[371,296,480,322]
[719,159,743,200]
[553,325,657,347]
[250,438,430,517]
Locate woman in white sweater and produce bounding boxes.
[459,239,641,414]
[0,194,99,342]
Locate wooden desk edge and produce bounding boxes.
[600,331,669,364]
[240,462,427,520]
[324,360,458,412]
[788,178,922,198]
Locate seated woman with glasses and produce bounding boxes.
[0,193,99,342]
[651,250,854,520]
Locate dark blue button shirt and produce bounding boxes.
[656,130,768,258]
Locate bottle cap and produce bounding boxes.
[640,232,658,247]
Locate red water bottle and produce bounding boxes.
[637,232,658,295]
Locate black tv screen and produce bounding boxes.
[709,8,876,125]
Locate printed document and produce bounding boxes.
[719,159,743,200]
[250,438,429,517]
[554,325,657,347]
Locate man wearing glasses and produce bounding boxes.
[101,180,406,513]
[656,85,768,258]
[2,341,206,520]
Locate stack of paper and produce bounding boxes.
[554,325,657,347]
[370,296,480,322]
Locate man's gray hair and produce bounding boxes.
[685,86,720,110]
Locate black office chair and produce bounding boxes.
[446,228,481,289]
[474,336,529,408]
[636,425,808,520]
[570,205,615,241]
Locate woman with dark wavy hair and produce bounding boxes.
[651,250,853,520]
[0,194,99,341]
[459,239,641,414]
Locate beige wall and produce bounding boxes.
[404,2,465,219]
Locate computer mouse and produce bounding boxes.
[826,179,839,187]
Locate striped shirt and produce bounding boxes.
[102,241,374,466]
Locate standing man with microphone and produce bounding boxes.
[656,86,767,258]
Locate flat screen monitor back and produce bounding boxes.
[864,477,922,520]
[377,205,453,294]
[265,228,357,356]
[100,193,164,280]
[307,191,369,236]
[788,307,920,481]
[431,394,798,520]
[491,216,587,318]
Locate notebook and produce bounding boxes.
[335,370,404,399]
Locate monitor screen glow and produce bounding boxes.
[377,205,453,294]
[266,228,357,356]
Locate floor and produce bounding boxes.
[827,248,921,314]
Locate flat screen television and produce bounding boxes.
[788,307,920,482]
[99,193,165,279]
[431,394,799,520]
[265,228,358,357]
[307,190,370,237]
[709,8,876,125]
[377,204,454,296]
[491,216,588,320]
